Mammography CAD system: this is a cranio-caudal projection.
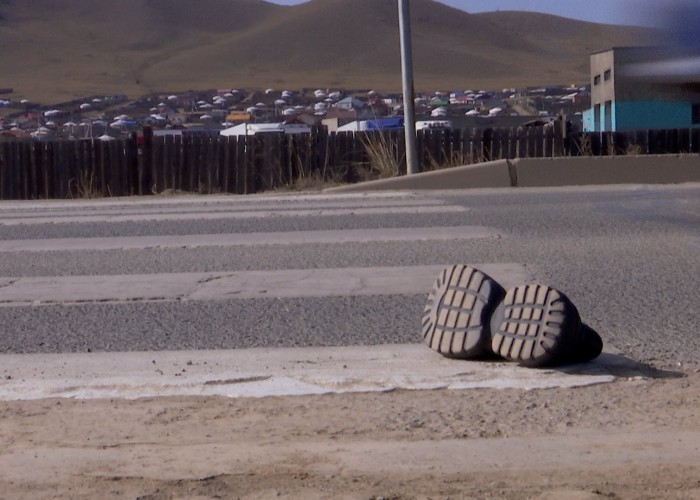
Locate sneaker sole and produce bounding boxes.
[422,265,505,359]
[490,284,581,367]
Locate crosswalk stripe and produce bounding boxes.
[0,198,450,220]
[0,204,468,225]
[0,226,498,252]
[0,191,415,212]
[0,264,532,306]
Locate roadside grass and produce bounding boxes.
[68,170,103,199]
[360,132,402,180]
[274,151,344,192]
[424,149,482,171]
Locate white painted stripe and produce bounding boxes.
[0,204,467,225]
[0,191,415,211]
[0,263,531,305]
[0,198,450,220]
[0,226,498,252]
[0,344,622,401]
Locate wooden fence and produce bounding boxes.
[2,126,700,199]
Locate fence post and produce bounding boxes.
[29,141,41,199]
[97,139,107,196]
[678,128,691,153]
[544,126,554,158]
[554,117,566,157]
[0,141,12,200]
[55,140,71,198]
[151,134,164,194]
[0,141,8,199]
[505,127,516,159]
[183,135,196,192]
[15,141,29,199]
[667,128,679,154]
[232,135,244,194]
[139,126,153,195]
[11,141,21,199]
[481,127,493,162]
[124,134,137,196]
[533,127,544,158]
[691,129,700,153]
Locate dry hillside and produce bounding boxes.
[0,0,652,103]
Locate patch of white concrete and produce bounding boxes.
[0,344,629,401]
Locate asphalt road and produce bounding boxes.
[1,184,698,369]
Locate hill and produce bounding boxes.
[0,0,652,103]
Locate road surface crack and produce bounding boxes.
[182,273,237,300]
[0,278,19,290]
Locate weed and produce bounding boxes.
[68,170,102,199]
[274,150,343,192]
[625,143,644,155]
[360,131,402,179]
[425,149,480,171]
[575,133,593,156]
[606,139,618,156]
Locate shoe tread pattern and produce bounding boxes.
[490,284,580,367]
[422,265,504,358]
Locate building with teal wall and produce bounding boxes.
[583,47,700,132]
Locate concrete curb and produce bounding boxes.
[324,154,700,192]
[514,155,700,187]
[325,160,513,192]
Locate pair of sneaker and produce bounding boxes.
[422,265,603,367]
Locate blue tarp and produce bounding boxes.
[364,117,404,130]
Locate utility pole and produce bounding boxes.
[398,0,418,175]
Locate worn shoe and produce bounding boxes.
[422,265,505,359]
[564,323,604,365]
[490,284,582,367]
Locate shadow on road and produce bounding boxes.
[559,352,685,379]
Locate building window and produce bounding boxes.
[693,104,700,125]
[604,69,612,81]
[593,75,601,85]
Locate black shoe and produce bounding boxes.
[422,265,505,359]
[562,323,604,365]
[490,284,582,367]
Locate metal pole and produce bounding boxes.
[398,0,418,175]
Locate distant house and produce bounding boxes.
[336,117,404,132]
[335,96,365,111]
[220,122,311,136]
[416,120,452,130]
[583,46,700,132]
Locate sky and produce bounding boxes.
[266,0,664,27]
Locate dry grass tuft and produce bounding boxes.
[68,170,102,199]
[625,143,644,155]
[575,134,594,156]
[425,149,479,171]
[360,132,402,180]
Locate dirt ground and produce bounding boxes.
[1,362,699,500]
